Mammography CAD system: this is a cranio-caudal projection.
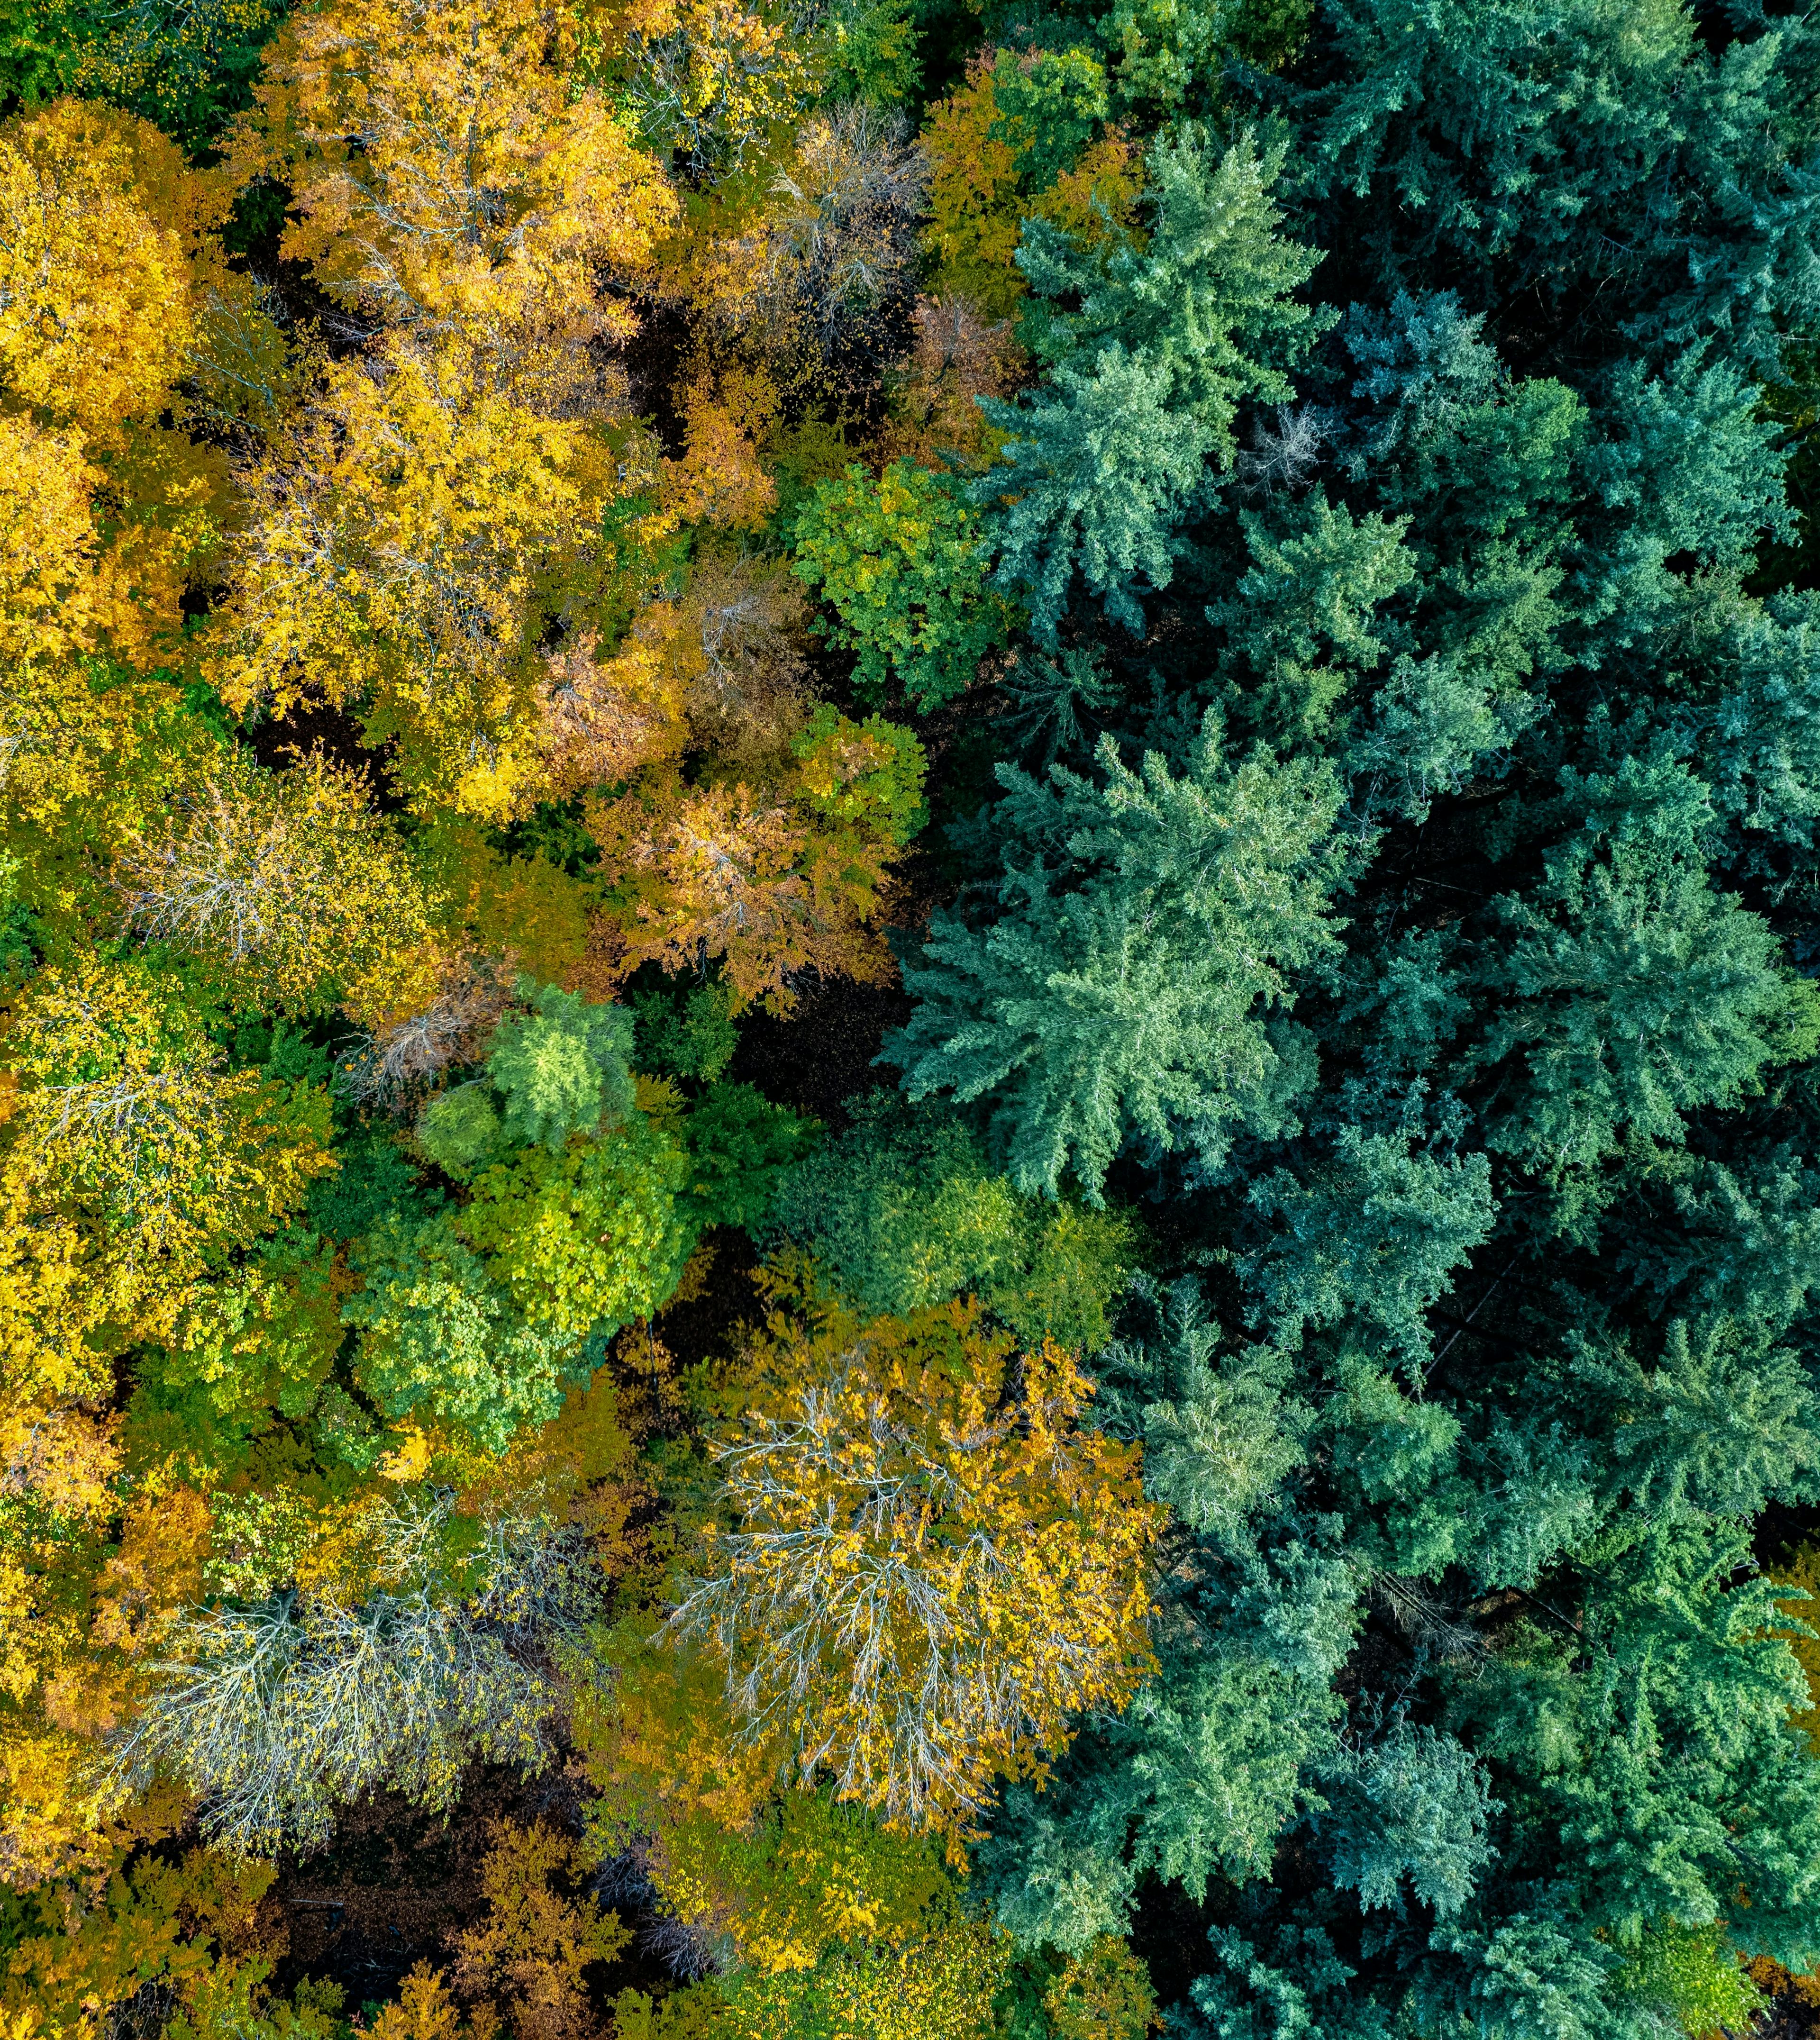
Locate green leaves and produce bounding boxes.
[1017,128,1332,453]
[977,343,1214,641]
[1310,1721,1496,1920]
[1479,759,1820,1174]
[761,1099,1134,1349]
[884,714,1348,1199]
[486,981,637,1152]
[415,979,636,1178]
[343,1213,587,1451]
[1296,0,1820,374]
[1246,1129,1495,1365]
[1448,1524,1820,1963]
[792,459,1007,709]
[978,128,1331,641]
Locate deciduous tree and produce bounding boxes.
[667,1270,1159,1835]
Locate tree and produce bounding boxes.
[1290,0,1820,373]
[973,344,1213,643]
[1477,759,1820,1179]
[702,1905,1008,2040]
[740,104,928,396]
[1101,0,1309,117]
[881,298,1027,473]
[533,617,692,798]
[0,98,221,445]
[448,1820,628,2040]
[0,98,274,682]
[920,51,1140,319]
[480,980,638,1153]
[237,0,677,343]
[211,336,650,818]
[456,1110,697,1341]
[883,715,1348,1200]
[666,1271,1159,1836]
[761,1098,1134,1351]
[792,460,1006,709]
[592,0,807,176]
[0,954,336,1367]
[974,127,1330,639]
[116,1500,599,1855]
[116,748,437,1025]
[1043,1936,1161,2040]
[586,707,925,1014]
[1016,128,1331,454]
[344,1215,595,1450]
[0,1846,280,2034]
[366,1965,496,2040]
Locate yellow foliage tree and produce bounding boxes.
[539,552,809,796]
[448,1820,628,2040]
[1044,1937,1162,2040]
[370,1966,499,2040]
[0,100,283,670]
[239,0,676,343]
[211,336,659,817]
[664,366,782,532]
[585,706,920,1012]
[536,618,693,798]
[920,63,1024,316]
[117,749,438,1025]
[0,956,337,1495]
[666,1268,1160,1838]
[589,0,806,176]
[649,1789,949,1974]
[0,99,222,445]
[0,955,339,1884]
[0,1846,274,2029]
[921,60,1142,319]
[0,419,100,678]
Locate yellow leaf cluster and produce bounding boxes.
[664,367,782,531]
[655,1791,948,1974]
[921,60,1142,320]
[368,1965,497,2040]
[1,1846,274,2033]
[590,0,807,175]
[239,0,677,343]
[115,748,439,1026]
[0,100,276,682]
[0,956,337,1353]
[448,1819,628,2040]
[1044,1936,1162,2040]
[211,337,654,817]
[669,1282,1161,1839]
[0,100,222,446]
[0,419,100,678]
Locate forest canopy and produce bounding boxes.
[8,0,1820,2037]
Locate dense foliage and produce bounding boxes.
[9,0,1820,2036]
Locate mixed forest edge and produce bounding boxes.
[8,0,1820,2036]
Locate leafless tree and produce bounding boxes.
[336,960,519,1111]
[749,105,929,394]
[1232,404,1331,497]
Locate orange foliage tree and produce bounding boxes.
[586,707,924,1013]
[449,1819,628,2040]
[921,54,1142,319]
